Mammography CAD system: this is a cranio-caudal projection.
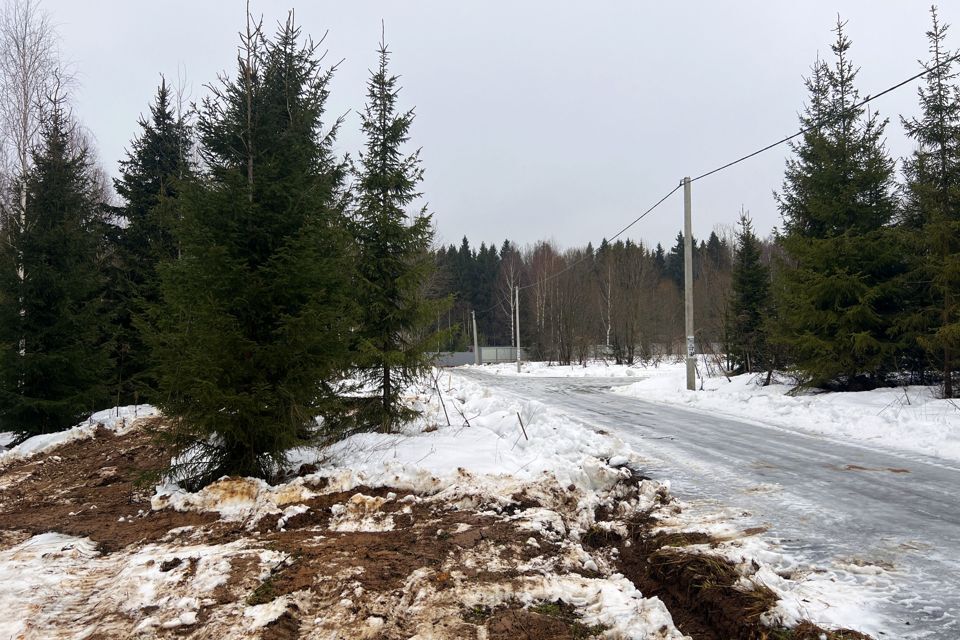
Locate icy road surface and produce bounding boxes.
[458,370,960,639]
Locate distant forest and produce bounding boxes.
[432,231,741,365]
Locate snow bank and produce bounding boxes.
[293,375,630,491]
[275,374,647,540]
[0,405,157,467]
[613,362,960,462]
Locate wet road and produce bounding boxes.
[458,371,960,639]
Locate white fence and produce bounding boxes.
[432,347,526,367]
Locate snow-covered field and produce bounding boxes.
[0,371,878,638]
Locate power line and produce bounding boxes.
[689,52,960,184]
[470,183,682,316]
[474,49,960,316]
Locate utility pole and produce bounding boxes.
[472,310,480,365]
[683,177,696,391]
[515,285,521,373]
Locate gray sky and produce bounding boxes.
[45,1,960,250]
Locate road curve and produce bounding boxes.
[457,371,960,639]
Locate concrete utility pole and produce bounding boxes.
[683,177,696,391]
[472,310,480,365]
[515,285,521,373]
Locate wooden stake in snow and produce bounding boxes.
[516,411,528,441]
[433,374,451,426]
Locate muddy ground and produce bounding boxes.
[0,420,869,639]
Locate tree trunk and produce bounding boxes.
[382,361,391,431]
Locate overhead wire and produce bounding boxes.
[472,49,960,317]
[517,182,683,293]
[469,181,684,318]
[689,51,960,184]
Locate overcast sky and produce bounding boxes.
[44,1,960,250]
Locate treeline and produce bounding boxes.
[433,231,738,366]
[0,4,442,487]
[440,11,960,398]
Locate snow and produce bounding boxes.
[0,531,285,639]
[464,574,686,639]
[244,592,309,629]
[0,404,157,467]
[328,493,395,532]
[610,360,960,463]
[288,375,630,498]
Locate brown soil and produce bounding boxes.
[486,608,598,640]
[244,504,560,605]
[261,609,301,640]
[462,600,606,640]
[0,421,220,553]
[616,516,872,640]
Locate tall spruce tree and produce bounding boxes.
[775,21,904,390]
[148,14,355,486]
[113,79,192,403]
[727,214,770,374]
[353,38,443,431]
[0,99,111,438]
[901,7,960,397]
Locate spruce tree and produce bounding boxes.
[901,7,960,397]
[727,215,770,374]
[148,15,355,486]
[353,38,443,431]
[0,100,111,438]
[776,21,904,389]
[113,79,192,403]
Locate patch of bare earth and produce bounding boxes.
[0,420,221,552]
[613,516,872,640]
[0,421,871,639]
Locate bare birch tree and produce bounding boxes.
[0,0,71,366]
[0,0,65,214]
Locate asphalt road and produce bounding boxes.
[457,371,960,639]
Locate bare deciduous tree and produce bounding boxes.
[0,0,72,365]
[0,0,69,213]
